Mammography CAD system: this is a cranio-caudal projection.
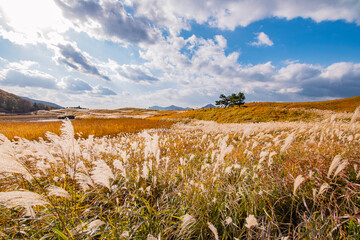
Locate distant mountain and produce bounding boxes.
[201,104,216,109]
[21,96,63,109]
[0,89,54,113]
[149,105,192,110]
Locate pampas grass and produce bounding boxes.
[293,175,305,195]
[207,222,219,240]
[47,185,71,199]
[245,215,258,229]
[90,160,114,190]
[0,191,48,217]
[0,110,359,239]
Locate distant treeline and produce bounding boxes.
[0,89,52,113]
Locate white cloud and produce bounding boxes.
[92,85,117,96]
[0,61,58,89]
[0,69,58,89]
[116,64,158,83]
[128,0,360,32]
[0,59,117,99]
[53,0,160,45]
[137,31,360,104]
[54,42,110,81]
[250,32,274,47]
[58,77,93,93]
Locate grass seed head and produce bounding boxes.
[245,215,258,229]
[293,175,305,195]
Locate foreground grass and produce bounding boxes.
[158,105,317,123]
[0,110,360,239]
[0,118,174,140]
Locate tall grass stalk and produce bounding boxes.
[0,115,359,238]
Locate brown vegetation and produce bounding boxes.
[0,89,52,113]
[0,118,174,140]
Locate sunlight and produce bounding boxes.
[0,0,66,34]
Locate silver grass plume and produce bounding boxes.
[225,217,233,225]
[350,106,360,125]
[113,159,127,179]
[245,215,258,228]
[76,172,95,191]
[281,132,296,153]
[207,222,219,240]
[0,151,32,181]
[0,191,48,217]
[85,220,105,235]
[47,185,71,199]
[179,214,196,236]
[90,160,114,190]
[147,234,157,240]
[293,175,305,195]
[60,118,75,142]
[327,155,348,178]
[318,183,330,196]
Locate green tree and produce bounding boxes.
[228,92,246,107]
[215,92,245,108]
[215,94,230,108]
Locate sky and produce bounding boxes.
[0,0,360,109]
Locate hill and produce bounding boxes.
[201,104,216,109]
[0,89,53,114]
[21,96,63,109]
[245,96,360,112]
[149,105,192,110]
[153,96,360,123]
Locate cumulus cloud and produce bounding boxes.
[0,69,58,89]
[92,85,117,96]
[54,0,158,44]
[140,34,240,87]
[139,32,360,102]
[299,62,360,98]
[0,59,117,100]
[250,32,274,47]
[129,0,360,31]
[117,64,158,83]
[58,76,93,93]
[55,43,110,81]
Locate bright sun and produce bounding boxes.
[0,0,66,34]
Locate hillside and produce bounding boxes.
[0,89,53,114]
[245,96,360,112]
[149,105,192,110]
[152,96,360,123]
[21,96,63,109]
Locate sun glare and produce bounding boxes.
[0,0,66,34]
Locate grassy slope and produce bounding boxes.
[169,106,317,123]
[0,89,53,113]
[245,95,360,112]
[153,96,360,123]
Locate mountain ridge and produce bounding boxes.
[21,96,63,109]
[149,105,192,110]
[0,89,54,113]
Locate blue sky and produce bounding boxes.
[0,0,360,109]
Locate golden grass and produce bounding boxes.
[150,96,360,123]
[0,118,359,239]
[154,106,317,123]
[0,118,174,140]
[245,95,360,112]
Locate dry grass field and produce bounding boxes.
[0,118,174,140]
[0,103,360,239]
